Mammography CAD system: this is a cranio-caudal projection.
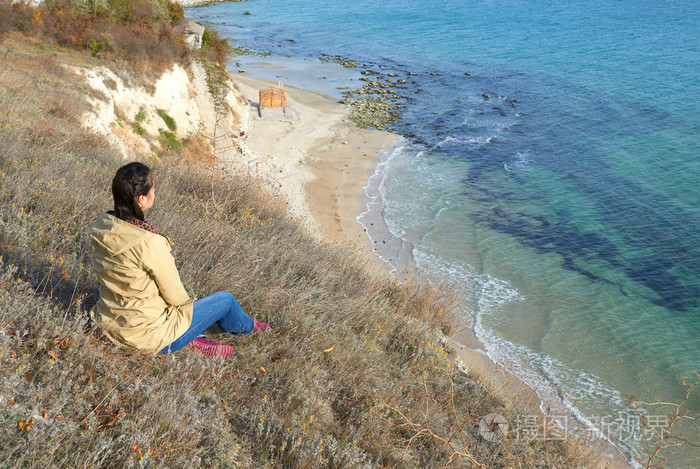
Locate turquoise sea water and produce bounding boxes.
[191,1,699,466]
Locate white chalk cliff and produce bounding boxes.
[76,62,250,160]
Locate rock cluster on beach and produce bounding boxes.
[231,44,270,58]
[320,54,411,131]
[323,55,506,140]
[319,55,358,68]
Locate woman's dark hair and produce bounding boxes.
[112,162,153,221]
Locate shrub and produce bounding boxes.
[156,108,176,131]
[201,26,231,65]
[166,1,184,24]
[157,129,180,150]
[0,1,35,38]
[0,0,188,74]
[88,32,112,55]
[107,0,167,30]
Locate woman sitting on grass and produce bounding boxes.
[89,162,271,358]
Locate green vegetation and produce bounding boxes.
[0,0,189,74]
[0,1,624,467]
[157,129,182,150]
[132,110,147,135]
[230,44,272,57]
[201,26,231,65]
[201,59,232,114]
[155,110,180,149]
[346,96,402,130]
[156,108,176,132]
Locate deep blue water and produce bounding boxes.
[191,1,700,465]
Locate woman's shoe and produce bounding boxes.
[186,337,233,358]
[252,319,273,334]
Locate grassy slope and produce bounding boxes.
[0,2,583,467]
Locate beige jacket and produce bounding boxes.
[89,213,193,353]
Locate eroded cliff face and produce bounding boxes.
[76,62,250,160]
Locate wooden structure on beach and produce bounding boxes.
[259,82,287,116]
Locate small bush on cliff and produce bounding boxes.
[201,26,232,65]
[156,108,176,131]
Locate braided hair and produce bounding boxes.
[111,162,153,221]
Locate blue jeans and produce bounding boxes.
[159,291,254,354]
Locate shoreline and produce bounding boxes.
[228,69,631,469]
[230,73,396,272]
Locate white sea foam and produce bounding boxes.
[503,150,532,174]
[433,135,466,149]
[432,134,496,151]
[371,143,468,248]
[490,337,644,466]
[474,302,644,466]
[357,140,415,276]
[410,251,641,466]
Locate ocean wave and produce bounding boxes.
[412,251,524,313]
[411,252,640,466]
[474,314,643,467]
[433,113,521,153]
[357,140,415,275]
[503,150,532,174]
[432,135,467,149]
[430,134,497,152]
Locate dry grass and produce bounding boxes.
[0,7,588,469]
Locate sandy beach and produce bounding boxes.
[230,71,631,469]
[230,74,397,269]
